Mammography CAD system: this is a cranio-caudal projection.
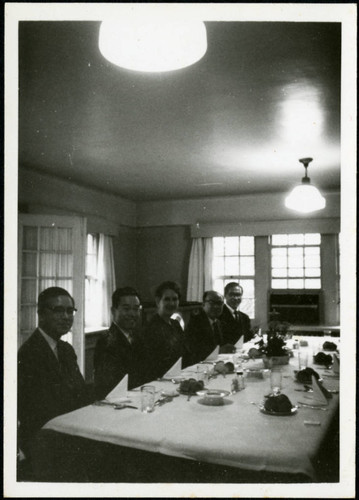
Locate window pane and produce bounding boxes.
[305,279,321,289]
[224,256,239,276]
[272,279,287,288]
[272,247,287,257]
[288,255,304,268]
[288,268,304,277]
[213,279,224,295]
[304,246,320,256]
[239,236,254,255]
[58,254,73,277]
[288,247,303,257]
[40,253,57,277]
[305,268,321,277]
[20,305,37,332]
[22,253,37,277]
[305,255,320,268]
[241,298,254,319]
[39,278,56,292]
[288,234,304,245]
[240,256,255,275]
[288,278,304,288]
[21,279,37,303]
[58,228,72,251]
[224,237,239,255]
[240,279,254,297]
[213,237,224,256]
[272,234,288,245]
[213,257,224,276]
[23,227,38,250]
[304,233,321,245]
[272,255,287,268]
[40,228,56,251]
[272,268,287,277]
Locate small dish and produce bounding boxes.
[259,404,298,416]
[196,389,230,406]
[171,376,186,384]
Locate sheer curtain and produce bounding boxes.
[85,233,116,328]
[187,237,213,301]
[97,234,116,326]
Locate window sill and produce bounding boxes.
[85,326,108,335]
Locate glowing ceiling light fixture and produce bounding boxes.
[285,158,326,213]
[98,19,207,72]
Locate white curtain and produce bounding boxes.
[97,234,116,326]
[187,237,213,301]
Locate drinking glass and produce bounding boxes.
[141,385,155,413]
[270,368,282,395]
[196,365,208,384]
[298,350,308,370]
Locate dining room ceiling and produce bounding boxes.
[19,21,341,202]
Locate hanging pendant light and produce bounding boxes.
[98,18,207,72]
[285,158,326,213]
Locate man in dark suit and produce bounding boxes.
[220,282,252,345]
[17,287,93,468]
[94,287,149,399]
[184,290,225,365]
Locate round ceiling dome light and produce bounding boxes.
[99,19,207,72]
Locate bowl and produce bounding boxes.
[196,389,230,405]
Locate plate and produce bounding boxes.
[196,389,230,398]
[259,404,298,416]
[177,386,207,396]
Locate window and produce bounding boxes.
[270,233,321,289]
[18,214,87,370]
[212,236,255,318]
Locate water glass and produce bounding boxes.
[270,368,282,395]
[141,385,155,413]
[298,350,308,370]
[196,365,208,384]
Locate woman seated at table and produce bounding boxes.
[143,281,188,380]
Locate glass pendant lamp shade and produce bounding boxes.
[99,19,207,72]
[285,158,326,213]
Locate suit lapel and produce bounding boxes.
[33,329,62,377]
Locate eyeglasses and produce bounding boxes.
[205,300,224,306]
[45,306,77,316]
[118,306,142,313]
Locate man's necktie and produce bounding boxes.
[234,310,239,322]
[213,320,222,345]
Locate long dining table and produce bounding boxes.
[36,336,340,483]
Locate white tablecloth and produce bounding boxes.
[44,336,339,480]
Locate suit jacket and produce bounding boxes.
[143,314,186,380]
[94,323,149,399]
[219,304,252,344]
[184,309,223,365]
[17,329,91,457]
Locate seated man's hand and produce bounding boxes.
[219,343,236,354]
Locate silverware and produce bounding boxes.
[154,396,173,406]
[113,404,138,410]
[298,403,328,411]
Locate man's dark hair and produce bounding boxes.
[224,282,243,296]
[203,290,223,302]
[112,287,141,309]
[37,287,74,312]
[154,281,181,300]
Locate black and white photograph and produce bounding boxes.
[4,2,356,498]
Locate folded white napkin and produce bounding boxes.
[163,357,182,378]
[309,375,328,406]
[105,374,129,404]
[235,336,244,350]
[205,346,219,361]
[332,353,340,374]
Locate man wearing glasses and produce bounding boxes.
[94,287,148,399]
[17,287,93,470]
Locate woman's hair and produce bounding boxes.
[154,281,181,300]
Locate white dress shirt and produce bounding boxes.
[38,327,58,359]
